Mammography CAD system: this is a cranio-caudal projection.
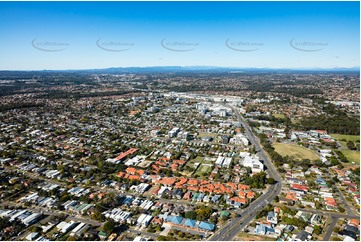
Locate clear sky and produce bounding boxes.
[0,1,359,70]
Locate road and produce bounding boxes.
[285,206,359,219]
[209,104,282,241]
[128,229,159,239]
[335,186,358,216]
[323,216,338,241]
[1,201,103,227]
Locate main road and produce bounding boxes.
[209,104,282,241]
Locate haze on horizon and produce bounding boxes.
[0,1,359,70]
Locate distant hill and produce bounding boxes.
[0,66,359,76]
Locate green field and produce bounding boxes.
[192,156,205,163]
[194,164,212,177]
[273,143,320,161]
[273,113,286,119]
[340,150,360,164]
[330,134,360,143]
[291,118,300,124]
[182,156,204,176]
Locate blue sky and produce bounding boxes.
[0,1,359,70]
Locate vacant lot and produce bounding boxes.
[198,132,218,138]
[330,134,360,143]
[340,150,360,164]
[273,143,320,161]
[236,232,275,241]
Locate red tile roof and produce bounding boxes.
[115,148,138,160]
[238,184,250,191]
[231,197,247,204]
[291,184,309,192]
[247,191,256,198]
[285,192,298,201]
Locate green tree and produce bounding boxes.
[185,211,197,220]
[314,225,322,235]
[267,178,276,184]
[102,220,115,236]
[30,226,42,233]
[347,141,356,150]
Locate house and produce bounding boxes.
[241,154,264,173]
[197,193,205,202]
[305,226,314,235]
[255,224,275,235]
[287,178,304,185]
[341,225,359,239]
[183,219,197,228]
[203,195,210,203]
[152,216,163,225]
[61,221,78,234]
[310,214,323,225]
[274,224,285,235]
[114,148,138,162]
[291,184,309,192]
[133,236,150,241]
[166,215,183,225]
[267,211,278,225]
[22,213,42,226]
[183,191,191,200]
[297,212,312,222]
[348,219,360,229]
[211,195,221,203]
[284,225,294,232]
[70,223,86,236]
[295,230,310,241]
[137,214,153,227]
[344,236,356,242]
[220,211,230,219]
[198,221,215,231]
[98,231,108,240]
[158,187,171,197]
[26,232,39,241]
[172,189,184,200]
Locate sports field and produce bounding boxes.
[273,143,320,161]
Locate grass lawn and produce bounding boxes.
[194,164,212,177]
[340,150,360,164]
[273,143,320,161]
[192,156,205,163]
[273,113,286,119]
[186,156,204,167]
[182,156,204,177]
[291,118,300,124]
[330,134,360,143]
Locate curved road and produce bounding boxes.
[209,104,282,241]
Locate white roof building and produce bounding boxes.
[241,153,264,173]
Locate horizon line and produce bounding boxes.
[0,65,360,72]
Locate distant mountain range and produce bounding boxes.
[0,66,359,76]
